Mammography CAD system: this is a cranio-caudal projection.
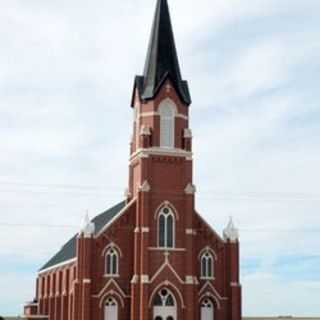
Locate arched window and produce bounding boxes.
[105,248,119,275]
[201,299,214,320]
[158,207,175,248]
[153,289,177,320]
[104,297,118,320]
[159,101,175,148]
[201,251,214,278]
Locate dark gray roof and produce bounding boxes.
[40,201,126,271]
[132,0,191,106]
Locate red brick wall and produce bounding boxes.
[26,82,241,320]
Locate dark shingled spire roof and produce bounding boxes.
[132,0,191,106]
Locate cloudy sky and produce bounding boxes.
[1,0,320,316]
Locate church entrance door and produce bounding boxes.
[104,297,118,320]
[153,289,177,320]
[201,299,214,320]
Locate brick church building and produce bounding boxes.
[24,0,242,319]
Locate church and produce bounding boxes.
[23,0,242,319]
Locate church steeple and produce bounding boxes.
[132,0,191,106]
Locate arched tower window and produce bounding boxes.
[105,248,119,276]
[201,251,214,279]
[201,299,214,320]
[158,206,175,248]
[159,100,176,148]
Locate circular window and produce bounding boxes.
[163,208,170,214]
[161,289,168,296]
[106,297,117,306]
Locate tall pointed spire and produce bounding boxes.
[132,0,191,106]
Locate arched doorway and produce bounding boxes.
[153,288,177,320]
[104,297,118,320]
[201,299,214,320]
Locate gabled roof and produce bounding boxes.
[132,0,191,106]
[39,201,126,271]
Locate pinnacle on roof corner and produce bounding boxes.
[79,210,95,238]
[223,216,239,242]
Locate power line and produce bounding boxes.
[0,223,77,228]
[0,180,319,200]
[0,223,319,233]
[0,188,319,201]
[0,180,124,190]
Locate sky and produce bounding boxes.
[0,0,320,316]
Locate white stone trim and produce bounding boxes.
[130,147,193,162]
[38,258,77,275]
[200,276,215,281]
[139,111,159,118]
[95,198,136,238]
[140,125,152,136]
[148,280,185,309]
[103,274,120,278]
[199,281,227,301]
[131,275,139,284]
[141,275,150,283]
[184,183,196,195]
[154,200,180,220]
[150,254,184,284]
[183,128,192,138]
[198,291,222,309]
[148,247,186,252]
[24,302,39,306]
[185,228,197,235]
[139,111,188,121]
[79,212,95,238]
[223,217,239,242]
[21,316,49,319]
[198,246,218,261]
[83,279,91,284]
[230,282,241,287]
[94,278,128,299]
[101,242,123,258]
[124,188,132,199]
[157,206,176,248]
[185,276,195,284]
[139,180,151,192]
[176,113,188,120]
[141,227,150,233]
[98,289,125,308]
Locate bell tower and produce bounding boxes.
[128,0,193,199]
[128,1,197,320]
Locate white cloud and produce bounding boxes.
[243,272,320,316]
[0,0,319,316]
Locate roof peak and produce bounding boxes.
[132,0,191,106]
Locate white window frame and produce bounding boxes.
[159,100,176,148]
[201,299,214,320]
[158,206,175,249]
[135,104,140,148]
[105,248,119,276]
[200,251,214,280]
